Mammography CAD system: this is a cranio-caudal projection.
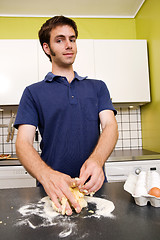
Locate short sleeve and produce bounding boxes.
[14,87,39,129]
[98,81,117,115]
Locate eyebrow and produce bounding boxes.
[55,35,76,39]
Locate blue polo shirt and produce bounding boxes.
[14,72,116,178]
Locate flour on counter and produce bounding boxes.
[15,196,115,238]
[84,196,115,218]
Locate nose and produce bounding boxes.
[65,39,72,49]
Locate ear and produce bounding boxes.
[43,43,50,55]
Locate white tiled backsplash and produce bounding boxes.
[0,106,142,155]
[115,107,142,150]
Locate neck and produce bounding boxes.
[52,63,74,83]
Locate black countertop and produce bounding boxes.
[108,149,160,162]
[0,182,159,240]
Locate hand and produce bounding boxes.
[40,167,81,215]
[78,158,105,194]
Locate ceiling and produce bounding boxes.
[0,0,145,18]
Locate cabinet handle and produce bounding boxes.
[135,168,141,175]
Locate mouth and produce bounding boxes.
[63,53,74,56]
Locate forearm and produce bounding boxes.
[16,129,82,215]
[89,121,118,167]
[16,138,50,183]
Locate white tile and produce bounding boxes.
[130,114,137,122]
[123,139,130,148]
[117,122,122,131]
[4,144,11,154]
[122,122,130,131]
[118,131,122,140]
[122,114,129,122]
[3,128,8,136]
[12,144,16,153]
[0,135,3,144]
[131,139,139,147]
[123,131,130,139]
[0,144,3,153]
[130,131,138,139]
[130,122,138,131]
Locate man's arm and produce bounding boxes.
[79,109,118,193]
[16,124,81,215]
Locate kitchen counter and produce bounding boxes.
[108,149,160,162]
[0,154,20,166]
[0,159,21,166]
[0,182,159,240]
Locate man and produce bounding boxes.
[15,16,118,216]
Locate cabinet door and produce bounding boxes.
[73,39,95,79]
[94,40,150,103]
[0,40,38,105]
[38,41,52,81]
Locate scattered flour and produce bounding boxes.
[84,196,115,218]
[15,196,115,238]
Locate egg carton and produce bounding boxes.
[124,171,160,207]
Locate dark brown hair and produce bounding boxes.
[38,15,78,61]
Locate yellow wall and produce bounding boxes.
[135,0,160,152]
[0,17,136,39]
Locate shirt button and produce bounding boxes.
[72,96,74,98]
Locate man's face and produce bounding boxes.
[45,25,77,67]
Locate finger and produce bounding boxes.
[70,178,79,188]
[50,193,62,212]
[85,172,104,193]
[74,177,81,187]
[64,188,82,214]
[49,185,68,213]
[79,167,91,188]
[64,199,73,215]
[87,176,103,193]
[59,197,72,215]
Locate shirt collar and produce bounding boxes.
[44,71,87,82]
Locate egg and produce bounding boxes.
[148,187,160,198]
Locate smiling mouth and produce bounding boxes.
[63,53,74,56]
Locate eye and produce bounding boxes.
[70,39,76,43]
[57,39,62,43]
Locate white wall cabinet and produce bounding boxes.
[94,40,150,104]
[38,42,52,81]
[73,39,95,79]
[0,39,150,105]
[0,40,38,105]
